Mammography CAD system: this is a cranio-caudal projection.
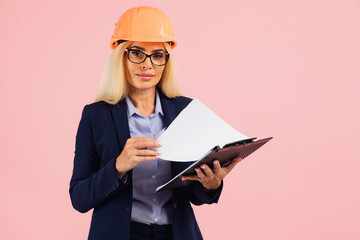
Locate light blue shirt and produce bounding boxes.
[125,90,173,225]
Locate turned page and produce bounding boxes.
[157,98,249,162]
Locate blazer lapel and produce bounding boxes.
[111,98,131,149]
[159,91,176,128]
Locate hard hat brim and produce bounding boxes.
[111,37,177,50]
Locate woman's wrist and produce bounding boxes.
[117,171,128,183]
[116,170,126,179]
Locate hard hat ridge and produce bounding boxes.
[110,6,177,49]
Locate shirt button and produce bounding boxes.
[152,175,156,179]
[155,218,158,222]
[153,198,157,202]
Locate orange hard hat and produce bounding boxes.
[110,6,177,50]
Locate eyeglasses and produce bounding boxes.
[125,49,170,66]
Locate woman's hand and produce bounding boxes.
[181,157,243,190]
[115,137,160,179]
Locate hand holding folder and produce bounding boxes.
[155,99,272,192]
[156,137,272,191]
[181,155,243,191]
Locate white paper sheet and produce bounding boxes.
[157,98,248,162]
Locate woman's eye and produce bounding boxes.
[131,51,143,58]
[153,54,163,59]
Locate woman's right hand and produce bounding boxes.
[115,137,160,179]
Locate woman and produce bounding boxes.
[69,6,241,240]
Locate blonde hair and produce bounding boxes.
[95,41,181,105]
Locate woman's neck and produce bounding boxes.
[127,86,156,117]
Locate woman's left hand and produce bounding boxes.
[181,157,243,190]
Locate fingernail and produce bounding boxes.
[195,168,200,172]
[200,165,205,169]
[213,161,218,165]
[181,176,185,181]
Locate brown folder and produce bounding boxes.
[156,137,273,192]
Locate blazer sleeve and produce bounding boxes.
[69,105,129,213]
[188,180,223,205]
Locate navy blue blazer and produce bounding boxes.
[69,90,223,240]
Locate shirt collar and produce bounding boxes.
[125,89,164,117]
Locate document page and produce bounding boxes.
[157,98,248,162]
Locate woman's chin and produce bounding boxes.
[130,83,157,92]
[129,80,160,92]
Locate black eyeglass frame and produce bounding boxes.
[125,49,170,66]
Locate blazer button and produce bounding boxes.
[174,201,178,209]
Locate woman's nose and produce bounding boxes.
[140,56,153,69]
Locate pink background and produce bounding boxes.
[1,0,359,239]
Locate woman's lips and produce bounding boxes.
[136,74,154,81]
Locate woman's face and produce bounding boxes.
[124,41,167,92]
